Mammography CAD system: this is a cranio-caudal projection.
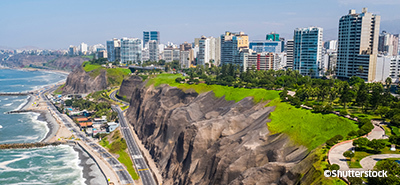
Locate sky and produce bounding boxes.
[0,0,400,50]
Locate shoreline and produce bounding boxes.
[72,143,108,185]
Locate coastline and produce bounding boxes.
[72,143,108,185]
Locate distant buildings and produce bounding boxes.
[220,31,249,66]
[149,40,159,62]
[378,31,399,56]
[163,47,180,62]
[106,38,121,62]
[198,36,221,66]
[143,31,160,47]
[324,40,337,52]
[249,40,282,53]
[336,8,381,82]
[266,32,280,41]
[80,42,88,55]
[293,27,324,77]
[69,45,77,56]
[286,39,294,69]
[120,38,142,64]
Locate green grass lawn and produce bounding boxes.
[267,101,359,150]
[391,126,400,136]
[348,146,400,168]
[147,74,280,103]
[82,63,131,86]
[83,64,104,72]
[82,55,94,60]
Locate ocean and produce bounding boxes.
[0,69,85,184]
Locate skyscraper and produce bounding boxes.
[293,27,323,77]
[286,40,294,69]
[143,31,160,47]
[220,31,248,66]
[198,36,220,66]
[148,40,159,62]
[120,38,142,64]
[336,8,380,82]
[106,38,121,62]
[378,31,399,56]
[80,42,88,55]
[249,40,282,53]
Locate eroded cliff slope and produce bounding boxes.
[125,80,313,185]
[63,66,108,94]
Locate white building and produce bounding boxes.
[197,36,221,67]
[80,42,88,54]
[149,40,159,62]
[375,55,392,82]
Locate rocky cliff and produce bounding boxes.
[62,67,108,94]
[118,76,143,99]
[124,80,314,185]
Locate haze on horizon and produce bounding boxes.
[1,0,400,50]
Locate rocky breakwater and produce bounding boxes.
[63,66,108,94]
[125,81,314,185]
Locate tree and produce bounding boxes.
[340,83,354,109]
[329,164,340,171]
[279,89,288,101]
[343,151,355,165]
[356,82,369,111]
[375,106,390,118]
[368,139,385,152]
[347,177,363,185]
[367,159,400,185]
[65,99,73,106]
[352,137,369,150]
[370,83,384,110]
[385,77,392,91]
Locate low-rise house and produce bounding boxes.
[107,122,119,132]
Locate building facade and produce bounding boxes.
[336,8,381,82]
[143,31,160,47]
[120,38,142,64]
[286,39,294,69]
[220,31,249,66]
[148,40,159,62]
[249,40,282,53]
[293,27,323,77]
[378,31,399,56]
[198,36,221,66]
[106,38,121,62]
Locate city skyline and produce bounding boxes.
[1,0,400,49]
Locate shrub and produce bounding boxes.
[330,164,340,171]
[339,109,348,115]
[175,77,183,83]
[348,130,358,137]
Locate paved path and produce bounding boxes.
[328,122,387,171]
[360,154,400,170]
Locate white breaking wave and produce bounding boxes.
[0,125,2,129]
[13,96,30,111]
[3,103,12,107]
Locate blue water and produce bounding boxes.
[0,69,85,184]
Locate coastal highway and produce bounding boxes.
[110,90,129,107]
[112,105,157,185]
[40,85,135,185]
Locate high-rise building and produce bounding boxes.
[286,40,294,69]
[163,47,180,62]
[69,45,77,56]
[198,36,220,66]
[249,40,282,53]
[149,40,159,62]
[323,40,338,52]
[336,8,380,82]
[220,31,248,66]
[266,32,280,41]
[378,31,399,56]
[180,42,192,51]
[120,38,142,64]
[143,31,160,47]
[106,38,121,62]
[293,27,323,77]
[80,42,88,55]
[180,50,190,68]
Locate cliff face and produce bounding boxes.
[118,76,143,99]
[125,81,312,185]
[63,67,108,94]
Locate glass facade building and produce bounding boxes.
[249,41,282,53]
[120,38,142,64]
[143,31,160,47]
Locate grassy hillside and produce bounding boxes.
[82,63,131,86]
[147,73,359,150]
[99,130,139,180]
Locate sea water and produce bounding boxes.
[0,69,85,184]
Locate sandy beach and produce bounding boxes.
[73,143,108,185]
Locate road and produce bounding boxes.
[360,154,400,170]
[40,85,135,185]
[328,122,389,171]
[112,105,157,185]
[110,90,129,107]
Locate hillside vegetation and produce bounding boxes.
[82,60,131,86]
[147,73,358,150]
